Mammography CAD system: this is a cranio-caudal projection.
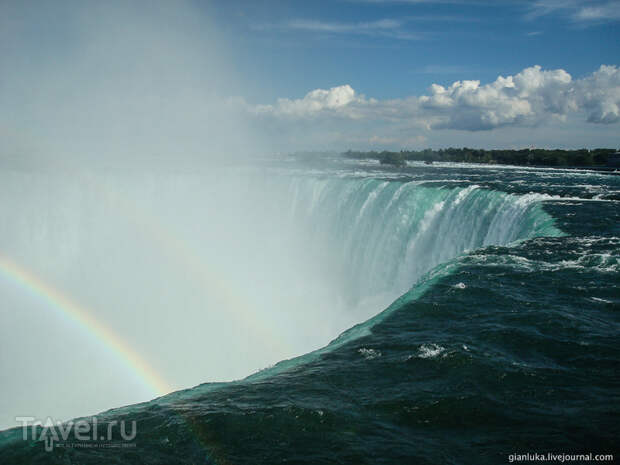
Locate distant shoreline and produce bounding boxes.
[343,148,620,173]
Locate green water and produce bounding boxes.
[1,158,618,464]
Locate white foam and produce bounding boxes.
[417,343,446,359]
[358,348,382,360]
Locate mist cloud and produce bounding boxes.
[0,0,271,431]
[0,0,258,165]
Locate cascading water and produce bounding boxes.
[2,161,617,465]
[284,176,561,320]
[233,174,564,382]
[0,168,561,422]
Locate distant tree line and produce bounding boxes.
[343,148,617,167]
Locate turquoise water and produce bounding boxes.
[1,158,618,464]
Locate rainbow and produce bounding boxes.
[0,169,291,405]
[0,253,172,397]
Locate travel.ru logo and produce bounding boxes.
[16,416,137,452]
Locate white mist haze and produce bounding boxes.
[0,166,374,430]
[0,1,366,430]
[0,0,255,164]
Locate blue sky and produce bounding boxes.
[1,0,619,154]
[205,0,620,101]
[204,0,620,150]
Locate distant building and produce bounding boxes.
[608,152,620,167]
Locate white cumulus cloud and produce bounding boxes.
[575,65,620,123]
[421,65,575,130]
[247,65,620,132]
[252,84,370,118]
